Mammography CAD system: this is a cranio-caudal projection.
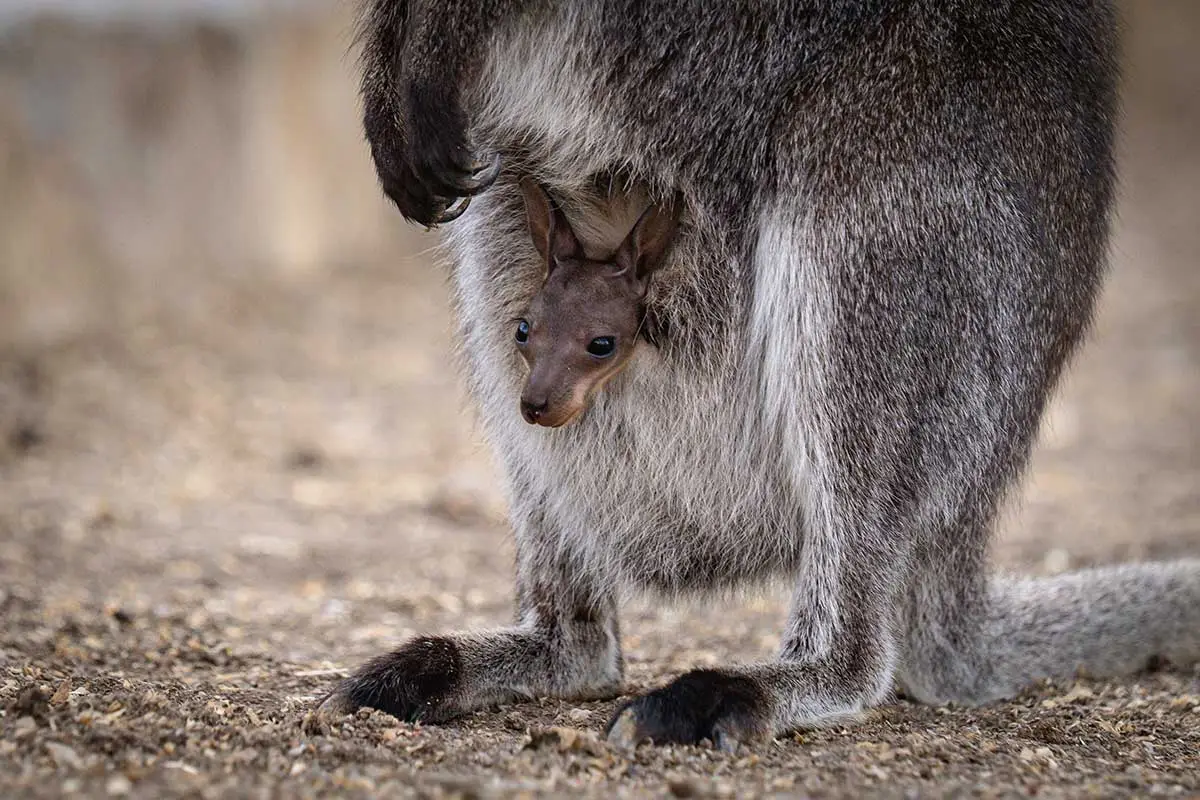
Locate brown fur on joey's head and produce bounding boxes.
[514,177,681,428]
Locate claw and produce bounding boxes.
[460,152,503,193]
[306,688,357,732]
[604,706,642,751]
[712,729,741,754]
[431,195,472,225]
[423,154,500,226]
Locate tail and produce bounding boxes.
[901,559,1200,705]
[983,559,1200,692]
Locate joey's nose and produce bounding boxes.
[521,398,548,424]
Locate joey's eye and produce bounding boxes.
[587,336,616,358]
[515,319,530,345]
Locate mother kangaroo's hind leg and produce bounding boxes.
[314,502,623,725]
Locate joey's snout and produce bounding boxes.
[519,375,586,428]
[520,396,548,425]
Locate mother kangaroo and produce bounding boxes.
[317,0,1200,749]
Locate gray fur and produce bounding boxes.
[318,0,1200,748]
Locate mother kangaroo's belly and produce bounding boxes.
[537,387,807,593]
[608,510,804,593]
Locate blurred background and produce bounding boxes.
[0,0,1197,661]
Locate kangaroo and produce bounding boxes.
[316,0,1200,749]
[513,177,680,428]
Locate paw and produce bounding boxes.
[364,82,501,228]
[314,636,463,724]
[604,670,771,751]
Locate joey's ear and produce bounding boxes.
[519,176,581,271]
[614,192,682,288]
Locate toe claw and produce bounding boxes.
[314,687,358,719]
[431,195,472,225]
[303,688,357,734]
[461,152,502,192]
[712,729,741,754]
[604,706,643,750]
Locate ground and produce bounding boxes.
[1,217,1198,798]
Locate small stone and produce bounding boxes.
[50,677,73,706]
[567,708,592,722]
[106,775,132,796]
[524,726,605,756]
[529,726,577,750]
[300,712,330,737]
[46,742,84,770]
[1060,684,1095,703]
[9,686,49,719]
[668,778,700,797]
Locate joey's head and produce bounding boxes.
[514,177,680,428]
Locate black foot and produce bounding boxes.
[604,670,771,751]
[364,81,501,228]
[314,636,463,724]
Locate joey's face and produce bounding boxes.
[514,175,680,428]
[514,259,644,428]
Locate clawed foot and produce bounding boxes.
[604,670,772,751]
[413,153,503,228]
[365,82,502,228]
[312,636,465,726]
[423,154,502,225]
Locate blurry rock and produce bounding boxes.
[523,726,606,756]
[7,685,48,720]
[49,677,72,706]
[45,741,84,770]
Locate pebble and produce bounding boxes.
[523,726,606,756]
[668,778,700,797]
[45,741,84,770]
[50,677,73,706]
[106,775,132,796]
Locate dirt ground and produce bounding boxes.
[2,10,1200,800]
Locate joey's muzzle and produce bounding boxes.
[519,382,585,428]
[520,396,548,425]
